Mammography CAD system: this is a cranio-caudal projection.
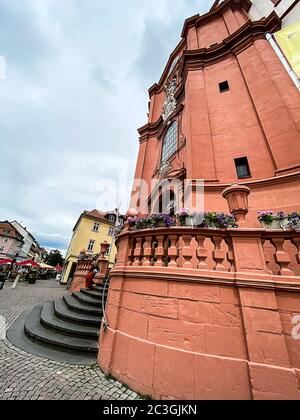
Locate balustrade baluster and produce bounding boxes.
[292,237,300,265]
[212,236,227,272]
[154,235,165,267]
[168,235,179,268]
[133,237,143,267]
[271,237,294,276]
[196,235,208,270]
[225,237,235,272]
[262,238,274,275]
[143,236,153,267]
[182,235,193,268]
[127,239,135,266]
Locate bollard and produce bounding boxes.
[12,274,21,289]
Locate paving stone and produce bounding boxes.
[0,280,139,401]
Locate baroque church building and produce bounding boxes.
[99,0,300,400]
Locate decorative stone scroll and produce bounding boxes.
[162,78,177,121]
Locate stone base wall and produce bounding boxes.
[69,273,86,293]
[99,273,300,400]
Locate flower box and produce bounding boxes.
[205,212,237,229]
[176,210,237,229]
[287,212,300,232]
[181,214,205,227]
[262,220,282,230]
[132,214,175,230]
[258,211,291,230]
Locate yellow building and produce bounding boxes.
[62,209,117,284]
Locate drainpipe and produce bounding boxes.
[266,32,300,91]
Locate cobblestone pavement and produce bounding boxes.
[0,279,140,400]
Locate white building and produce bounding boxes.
[11,221,36,260]
[249,0,300,28]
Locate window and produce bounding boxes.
[0,246,4,252]
[108,215,115,223]
[219,81,230,93]
[108,227,114,236]
[93,222,100,232]
[105,245,111,256]
[235,157,251,179]
[161,121,178,162]
[87,240,95,253]
[3,238,8,244]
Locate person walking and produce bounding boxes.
[85,265,98,290]
[0,266,6,290]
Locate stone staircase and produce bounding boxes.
[24,283,108,357]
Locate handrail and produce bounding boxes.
[101,275,110,331]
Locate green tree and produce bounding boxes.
[45,250,64,267]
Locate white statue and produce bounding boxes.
[162,78,177,121]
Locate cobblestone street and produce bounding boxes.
[0,280,139,400]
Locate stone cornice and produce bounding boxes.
[149,0,254,97]
[138,104,184,143]
[143,11,280,130]
[110,266,300,293]
[204,171,300,191]
[148,39,186,99]
[181,0,252,38]
[178,12,280,80]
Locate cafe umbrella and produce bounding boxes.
[16,260,40,268]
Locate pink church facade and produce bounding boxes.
[98,0,300,400]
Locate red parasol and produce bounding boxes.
[0,258,13,265]
[55,265,63,272]
[16,260,40,268]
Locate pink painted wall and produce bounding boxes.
[0,236,18,256]
[99,275,300,400]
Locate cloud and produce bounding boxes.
[0,0,211,252]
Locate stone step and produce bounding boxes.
[41,302,99,339]
[72,292,103,308]
[80,288,106,300]
[25,306,98,354]
[54,299,101,327]
[94,282,110,291]
[63,294,102,316]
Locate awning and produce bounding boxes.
[0,258,12,265]
[16,260,40,268]
[39,263,55,270]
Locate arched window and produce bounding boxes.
[161,121,178,162]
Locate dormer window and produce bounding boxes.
[161,121,178,163]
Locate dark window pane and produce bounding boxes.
[161,121,178,162]
[235,157,251,179]
[219,81,230,92]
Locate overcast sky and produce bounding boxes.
[0,0,211,252]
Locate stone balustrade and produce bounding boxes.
[99,225,300,400]
[116,227,300,281]
[76,259,94,273]
[69,259,94,293]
